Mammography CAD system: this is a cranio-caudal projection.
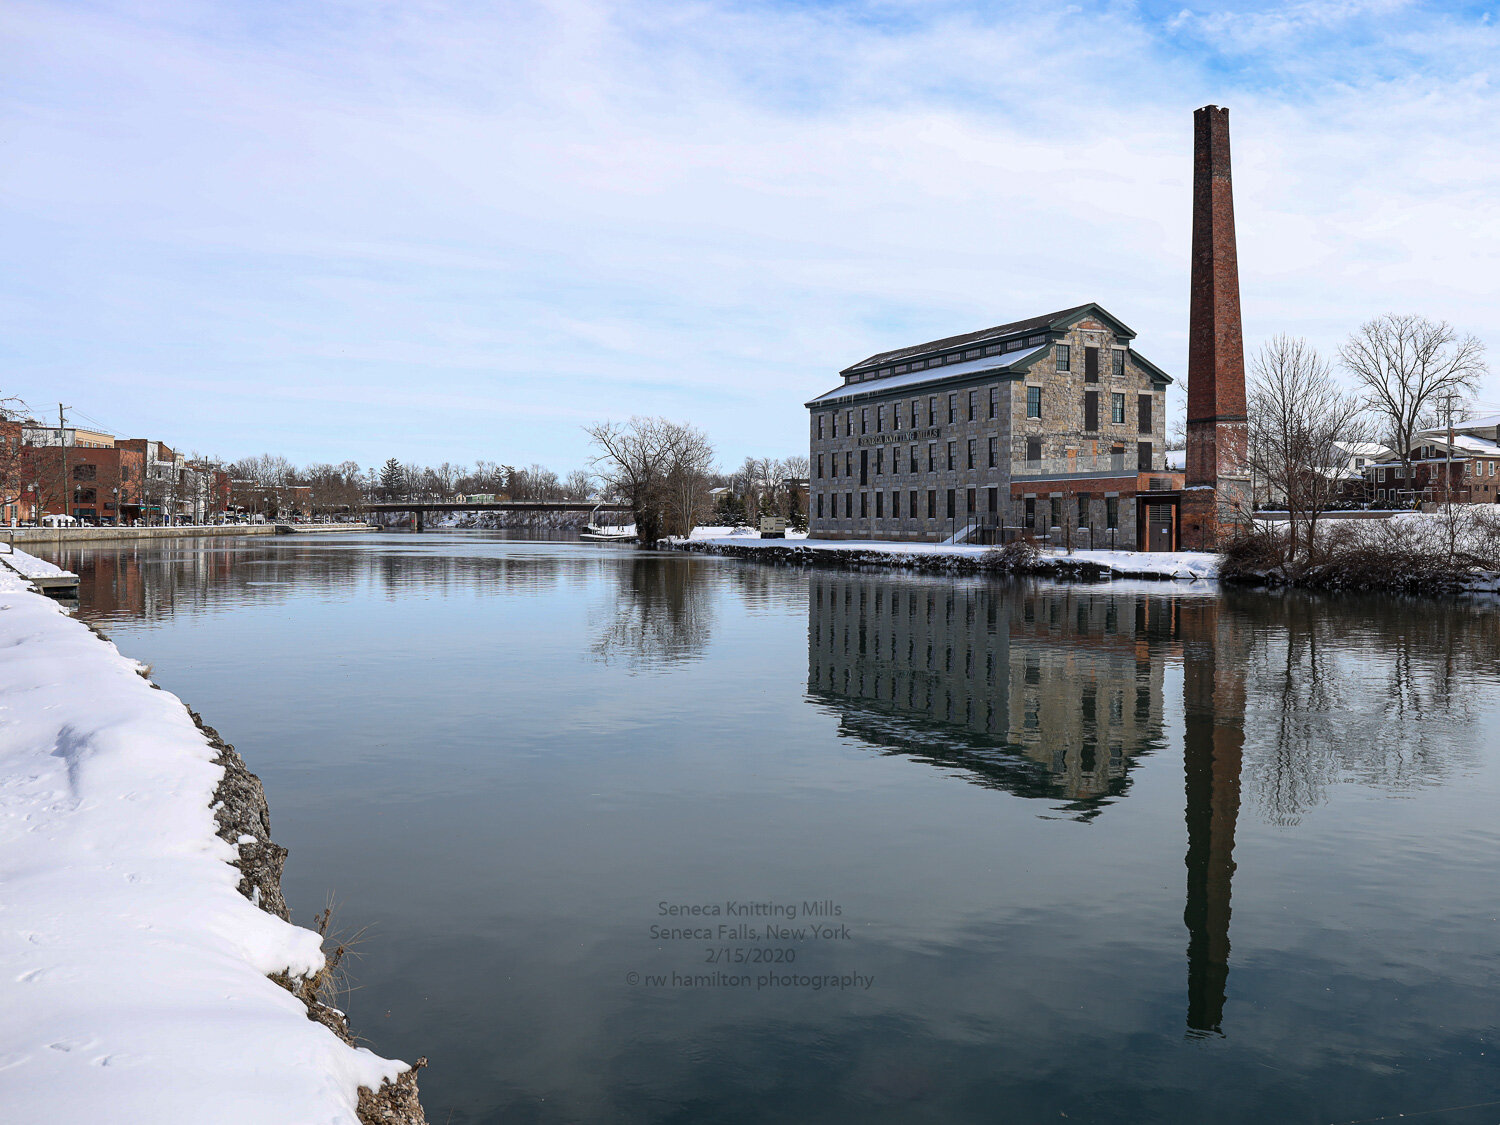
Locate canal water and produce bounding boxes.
[41,532,1500,1125]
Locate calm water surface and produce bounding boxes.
[41,532,1500,1125]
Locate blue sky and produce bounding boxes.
[4,0,1499,473]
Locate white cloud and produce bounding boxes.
[1,0,1498,467]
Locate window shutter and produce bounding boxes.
[1138,394,1153,434]
[1137,441,1153,472]
[1084,391,1099,432]
[1085,347,1099,383]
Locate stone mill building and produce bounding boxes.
[805,303,1183,548]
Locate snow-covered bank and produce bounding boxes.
[668,534,1218,582]
[0,572,425,1123]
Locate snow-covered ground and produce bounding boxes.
[0,544,76,581]
[0,572,411,1122]
[686,525,810,541]
[679,532,1218,580]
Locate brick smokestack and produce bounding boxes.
[1181,105,1250,549]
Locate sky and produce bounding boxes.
[4,0,1500,474]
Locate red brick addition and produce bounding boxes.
[1181,105,1251,550]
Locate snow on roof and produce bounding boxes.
[1453,412,1500,430]
[808,345,1048,406]
[1332,441,1393,458]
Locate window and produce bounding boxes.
[987,487,998,514]
[875,448,883,476]
[1105,496,1119,529]
[816,453,824,479]
[860,493,868,518]
[1138,394,1153,434]
[911,399,920,426]
[1085,346,1099,383]
[830,455,837,478]
[946,489,956,518]
[861,408,869,435]
[1137,441,1153,472]
[1027,438,1042,462]
[1084,390,1099,432]
[875,491,883,518]
[910,490,918,517]
[892,491,900,518]
[845,410,853,435]
[989,386,999,419]
[927,489,937,518]
[845,492,853,518]
[1078,495,1089,529]
[1111,392,1125,424]
[1025,497,1035,525]
[947,441,956,471]
[860,449,869,485]
[73,464,98,481]
[1026,386,1042,418]
[967,439,976,469]
[817,414,825,440]
[893,403,902,430]
[1112,349,1125,377]
[845,451,853,477]
[968,390,978,421]
[928,397,937,426]
[817,494,824,518]
[876,406,884,433]
[1050,497,1062,527]
[927,443,936,472]
[1378,467,1386,482]
[988,437,998,468]
[1056,344,1071,372]
[948,394,957,423]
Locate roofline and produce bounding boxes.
[840,302,1138,376]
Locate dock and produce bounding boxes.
[0,544,81,597]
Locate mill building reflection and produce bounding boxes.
[806,575,1175,816]
[806,574,1245,1035]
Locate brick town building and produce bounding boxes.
[1364,414,1500,507]
[806,303,1180,547]
[24,442,145,525]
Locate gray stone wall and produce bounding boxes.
[808,315,1169,544]
[809,379,1014,542]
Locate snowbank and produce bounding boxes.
[0,572,418,1123]
[672,534,1217,581]
[0,544,75,581]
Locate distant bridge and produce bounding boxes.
[363,500,631,531]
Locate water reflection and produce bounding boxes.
[1177,599,1242,1036]
[806,576,1178,817]
[41,536,1500,1123]
[590,558,716,669]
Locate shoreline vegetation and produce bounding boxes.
[665,511,1500,596]
[0,568,426,1124]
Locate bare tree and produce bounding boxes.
[1248,336,1370,561]
[562,468,595,499]
[586,417,715,545]
[1340,315,1487,496]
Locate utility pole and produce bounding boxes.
[58,404,70,524]
[1445,393,1456,513]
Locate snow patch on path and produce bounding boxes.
[0,572,408,1122]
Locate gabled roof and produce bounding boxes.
[842,303,1136,375]
[807,345,1048,407]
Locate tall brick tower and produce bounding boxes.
[1181,105,1251,550]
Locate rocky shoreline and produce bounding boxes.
[194,702,428,1125]
[664,537,1219,582]
[0,573,427,1124]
